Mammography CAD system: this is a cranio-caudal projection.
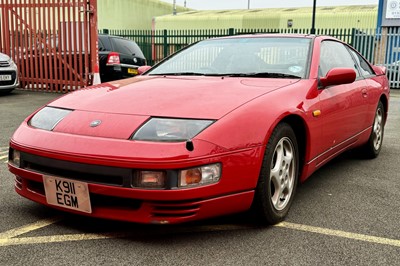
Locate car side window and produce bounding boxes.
[348,49,375,77]
[98,38,106,51]
[98,36,112,51]
[319,41,359,78]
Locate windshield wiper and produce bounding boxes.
[225,72,302,79]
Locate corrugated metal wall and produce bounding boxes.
[154,5,378,31]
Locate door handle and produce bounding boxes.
[362,88,368,98]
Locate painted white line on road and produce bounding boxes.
[0,216,62,239]
[0,155,8,160]
[276,222,400,248]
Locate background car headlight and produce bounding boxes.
[29,107,72,131]
[179,163,221,187]
[132,118,214,142]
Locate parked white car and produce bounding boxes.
[0,52,19,93]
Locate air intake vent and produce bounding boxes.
[151,201,201,218]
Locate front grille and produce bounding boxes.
[0,60,10,67]
[20,152,132,187]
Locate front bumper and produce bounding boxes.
[9,140,262,224]
[0,69,19,90]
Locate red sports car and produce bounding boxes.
[8,35,389,225]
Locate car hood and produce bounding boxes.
[51,76,299,120]
[0,52,11,62]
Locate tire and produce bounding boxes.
[361,101,385,159]
[253,122,299,225]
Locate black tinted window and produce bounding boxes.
[111,37,144,58]
[98,35,112,51]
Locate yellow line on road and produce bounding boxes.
[0,223,249,247]
[0,216,62,239]
[0,233,117,247]
[1,219,400,248]
[276,222,400,248]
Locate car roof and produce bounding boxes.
[207,34,339,42]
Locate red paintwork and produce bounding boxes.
[8,35,390,224]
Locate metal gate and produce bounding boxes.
[0,0,99,92]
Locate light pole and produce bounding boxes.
[248,0,250,9]
[311,0,316,34]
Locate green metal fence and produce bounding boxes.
[100,28,356,66]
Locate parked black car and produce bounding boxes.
[98,34,146,82]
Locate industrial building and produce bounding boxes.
[153,5,378,30]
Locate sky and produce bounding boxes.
[159,0,379,10]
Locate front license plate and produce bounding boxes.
[127,68,138,75]
[0,75,12,81]
[43,175,92,213]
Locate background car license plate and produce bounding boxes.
[0,75,12,81]
[43,175,92,213]
[127,68,138,75]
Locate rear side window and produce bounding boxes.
[98,35,112,51]
[110,37,144,58]
[348,49,375,77]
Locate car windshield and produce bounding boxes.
[148,37,311,78]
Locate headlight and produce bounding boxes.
[29,107,72,131]
[132,118,214,142]
[179,163,221,187]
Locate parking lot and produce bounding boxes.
[0,89,399,265]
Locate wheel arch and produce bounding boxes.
[278,114,308,182]
[379,94,389,125]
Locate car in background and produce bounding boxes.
[0,52,19,94]
[98,34,147,82]
[31,34,147,83]
[9,35,389,225]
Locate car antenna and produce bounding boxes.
[186,139,194,152]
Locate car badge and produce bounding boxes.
[133,58,138,63]
[90,120,102,127]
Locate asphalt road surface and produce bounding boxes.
[0,89,399,265]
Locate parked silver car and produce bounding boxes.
[0,52,19,93]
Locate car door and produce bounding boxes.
[348,48,380,130]
[317,40,368,165]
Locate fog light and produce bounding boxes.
[11,149,21,167]
[179,163,221,187]
[137,171,166,188]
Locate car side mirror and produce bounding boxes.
[319,68,356,88]
[138,65,152,75]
